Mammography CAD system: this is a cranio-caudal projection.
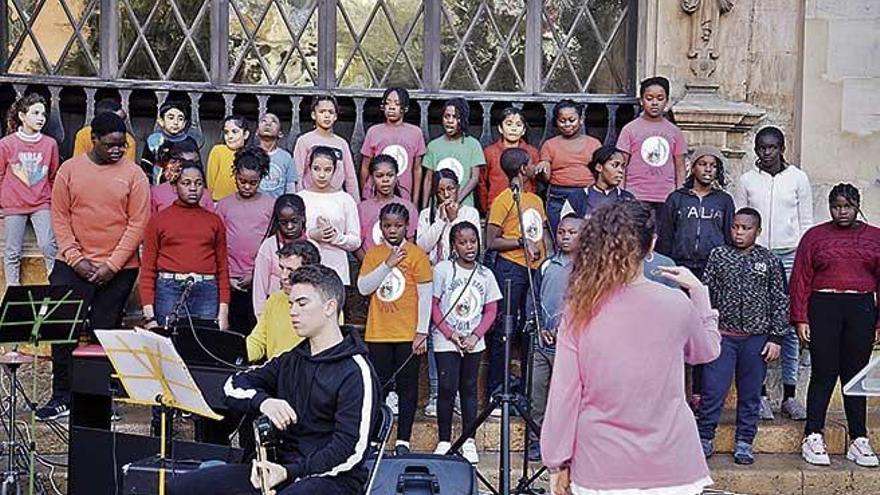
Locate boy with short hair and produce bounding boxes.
[526,212,583,462]
[617,76,688,217]
[486,147,551,404]
[697,208,787,465]
[140,100,200,185]
[246,240,320,362]
[73,99,137,161]
[256,112,298,198]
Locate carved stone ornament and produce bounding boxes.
[681,0,735,80]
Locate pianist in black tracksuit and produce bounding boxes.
[168,266,379,495]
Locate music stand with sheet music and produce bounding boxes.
[94,328,223,495]
[0,284,84,495]
[843,356,880,397]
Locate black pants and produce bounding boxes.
[167,463,361,495]
[488,257,531,400]
[368,342,419,442]
[49,261,138,402]
[229,286,256,334]
[436,351,481,442]
[805,293,876,439]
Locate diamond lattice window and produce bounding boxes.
[118,0,211,81]
[228,0,318,86]
[440,0,526,92]
[335,0,424,89]
[542,0,631,94]
[4,0,101,76]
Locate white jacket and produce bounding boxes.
[733,165,813,250]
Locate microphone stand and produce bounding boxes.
[164,277,195,336]
[511,182,547,494]
[449,180,546,495]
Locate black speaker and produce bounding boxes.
[365,453,478,494]
[122,456,203,495]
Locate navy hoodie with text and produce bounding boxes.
[223,327,379,486]
[657,188,734,277]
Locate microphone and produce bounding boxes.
[511,182,521,201]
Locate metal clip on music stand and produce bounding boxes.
[0,285,84,495]
[94,329,223,495]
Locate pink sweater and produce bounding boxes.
[541,282,720,491]
[0,131,59,214]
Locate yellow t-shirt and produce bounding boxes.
[488,188,547,268]
[206,144,238,201]
[245,290,303,361]
[73,126,137,162]
[362,242,432,343]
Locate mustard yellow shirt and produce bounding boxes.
[206,144,238,201]
[245,289,345,361]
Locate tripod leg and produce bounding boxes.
[449,396,502,453]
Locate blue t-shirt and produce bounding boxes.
[259,148,298,199]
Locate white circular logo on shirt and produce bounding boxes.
[436,157,464,183]
[377,267,405,303]
[451,285,482,325]
[371,221,384,246]
[640,136,671,168]
[381,145,409,177]
[522,208,543,242]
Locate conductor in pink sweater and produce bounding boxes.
[541,201,721,495]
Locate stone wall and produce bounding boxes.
[801,0,880,221]
[641,0,803,175]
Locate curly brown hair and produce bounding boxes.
[5,93,47,136]
[566,200,656,330]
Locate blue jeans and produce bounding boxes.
[154,277,219,325]
[3,210,56,285]
[487,256,530,399]
[772,249,799,387]
[698,334,768,444]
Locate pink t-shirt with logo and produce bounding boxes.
[357,197,419,252]
[360,122,426,201]
[215,193,274,280]
[617,116,687,203]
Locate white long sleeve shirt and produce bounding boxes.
[416,205,481,265]
[733,165,813,250]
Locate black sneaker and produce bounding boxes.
[35,399,69,421]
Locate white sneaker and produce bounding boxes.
[802,433,831,466]
[490,407,502,418]
[433,441,451,455]
[386,391,399,416]
[461,438,479,464]
[424,396,437,417]
[847,437,880,467]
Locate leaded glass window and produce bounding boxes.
[1,0,637,95]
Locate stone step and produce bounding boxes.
[470,453,880,495]
[393,409,880,456]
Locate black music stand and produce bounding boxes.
[0,285,85,495]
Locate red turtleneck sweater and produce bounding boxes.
[140,200,230,305]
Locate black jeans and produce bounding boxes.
[487,256,531,400]
[368,342,420,442]
[435,351,481,442]
[805,293,876,439]
[167,463,362,495]
[49,261,138,403]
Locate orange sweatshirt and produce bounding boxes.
[51,154,151,271]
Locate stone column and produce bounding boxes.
[672,0,764,173]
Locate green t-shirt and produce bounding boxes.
[423,135,486,207]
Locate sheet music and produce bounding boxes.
[94,329,223,420]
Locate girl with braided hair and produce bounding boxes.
[215,146,275,332]
[358,202,432,457]
[791,183,880,467]
[356,154,418,260]
[541,200,719,495]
